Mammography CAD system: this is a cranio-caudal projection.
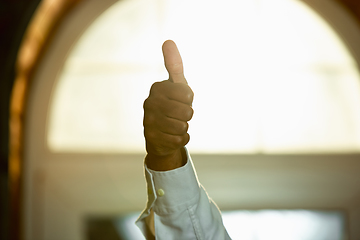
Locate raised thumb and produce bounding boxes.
[162,40,187,84]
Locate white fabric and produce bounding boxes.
[136,149,231,240]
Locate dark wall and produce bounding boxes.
[338,0,360,19]
[0,1,41,239]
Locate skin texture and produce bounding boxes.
[144,40,194,171]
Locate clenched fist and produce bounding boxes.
[143,40,194,171]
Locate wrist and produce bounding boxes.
[145,148,187,171]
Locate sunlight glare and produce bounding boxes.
[48,0,360,153]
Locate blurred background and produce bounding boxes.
[1,0,360,239]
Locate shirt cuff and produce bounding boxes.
[144,148,201,215]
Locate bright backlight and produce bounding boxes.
[48,0,360,153]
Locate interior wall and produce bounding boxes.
[2,0,360,240]
[22,0,360,240]
[22,1,119,239]
[337,0,360,20]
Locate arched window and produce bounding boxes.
[19,0,360,239]
[48,0,360,154]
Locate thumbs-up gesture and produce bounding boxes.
[143,40,194,171]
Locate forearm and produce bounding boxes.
[137,149,231,240]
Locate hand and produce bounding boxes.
[143,40,194,171]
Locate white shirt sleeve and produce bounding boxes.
[136,148,231,240]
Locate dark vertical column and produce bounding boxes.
[0,1,41,239]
